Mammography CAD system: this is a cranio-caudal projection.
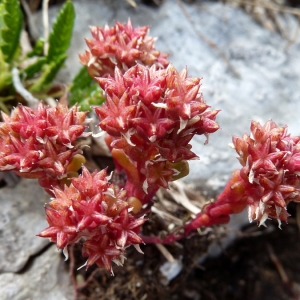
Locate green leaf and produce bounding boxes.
[20,57,47,80]
[0,48,12,91]
[71,83,105,111]
[70,66,92,90]
[29,54,67,93]
[0,2,5,45]
[69,67,105,111]
[47,1,75,63]
[0,0,23,63]
[27,38,45,58]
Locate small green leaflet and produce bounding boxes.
[29,1,75,92]
[47,0,75,62]
[69,67,105,111]
[27,38,45,58]
[29,54,67,93]
[0,0,23,63]
[21,57,47,80]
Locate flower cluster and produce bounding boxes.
[232,120,300,225]
[94,64,219,206]
[147,120,300,245]
[0,103,88,192]
[38,166,146,274]
[187,120,300,234]
[79,19,169,77]
[1,19,300,274]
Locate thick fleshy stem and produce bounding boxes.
[123,180,159,205]
[141,170,247,244]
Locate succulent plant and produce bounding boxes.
[0,19,299,275]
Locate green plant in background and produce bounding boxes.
[27,0,75,93]
[0,0,23,112]
[69,66,105,112]
[0,0,77,113]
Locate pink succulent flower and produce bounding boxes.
[188,120,300,233]
[0,103,88,191]
[39,208,77,249]
[38,166,146,273]
[232,120,300,226]
[79,19,169,77]
[82,233,124,274]
[4,18,300,275]
[94,64,219,205]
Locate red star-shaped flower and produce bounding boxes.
[71,166,110,199]
[38,208,77,249]
[82,233,124,274]
[248,137,286,174]
[107,208,146,248]
[72,194,111,231]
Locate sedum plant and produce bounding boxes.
[0,19,300,275]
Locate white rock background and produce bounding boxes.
[0,180,75,299]
[1,0,300,298]
[38,0,300,194]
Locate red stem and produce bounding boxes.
[141,170,250,244]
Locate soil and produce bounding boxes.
[197,211,300,300]
[67,200,300,300]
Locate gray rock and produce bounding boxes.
[25,0,300,271]
[0,245,75,300]
[4,1,299,296]
[0,179,49,273]
[34,0,300,195]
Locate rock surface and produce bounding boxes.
[0,179,49,273]
[0,179,74,299]
[0,245,75,300]
[2,1,300,298]
[34,0,300,194]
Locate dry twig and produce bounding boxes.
[267,243,300,299]
[12,68,39,108]
[126,0,137,7]
[296,203,300,232]
[42,0,50,55]
[168,181,202,215]
[155,243,176,263]
[228,0,300,17]
[227,0,300,43]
